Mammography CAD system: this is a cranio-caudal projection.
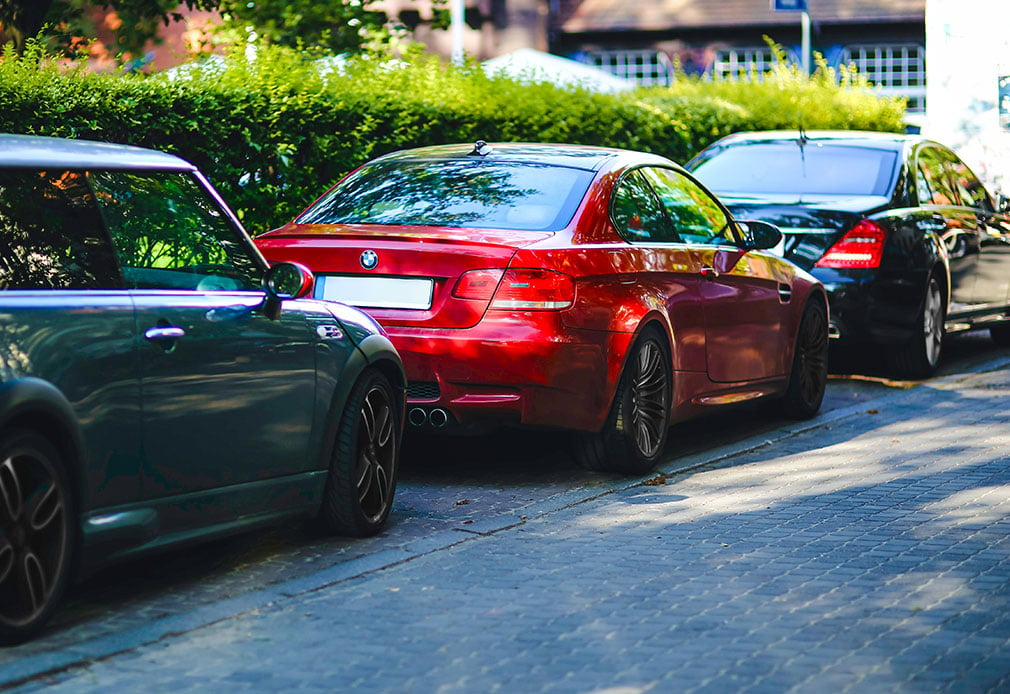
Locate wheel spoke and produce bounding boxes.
[22,551,47,616]
[29,481,62,532]
[0,536,13,585]
[0,457,23,522]
[361,396,376,442]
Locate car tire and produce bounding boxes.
[889,275,945,379]
[319,369,399,537]
[573,328,671,475]
[990,322,1010,347]
[781,299,829,419]
[0,430,75,645]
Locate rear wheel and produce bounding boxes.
[781,300,829,419]
[0,430,74,645]
[319,369,400,537]
[889,275,944,379]
[574,328,671,475]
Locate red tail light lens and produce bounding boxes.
[815,220,886,269]
[453,269,505,300]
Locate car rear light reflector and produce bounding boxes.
[815,219,886,269]
[453,269,506,301]
[490,269,575,310]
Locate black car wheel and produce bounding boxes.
[574,328,671,475]
[781,299,829,419]
[319,369,399,537]
[0,430,74,645]
[890,275,945,379]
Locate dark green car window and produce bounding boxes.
[640,167,733,245]
[90,171,262,291]
[611,170,673,242]
[0,169,121,290]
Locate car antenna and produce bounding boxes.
[469,140,492,157]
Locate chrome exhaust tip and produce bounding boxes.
[407,407,428,427]
[428,408,449,429]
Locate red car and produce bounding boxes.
[256,142,828,474]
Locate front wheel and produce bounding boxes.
[889,275,945,379]
[781,299,829,419]
[0,430,74,645]
[319,369,400,537]
[574,329,671,475]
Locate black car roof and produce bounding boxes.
[705,130,915,153]
[0,134,195,171]
[369,142,671,172]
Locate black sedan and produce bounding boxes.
[687,130,1010,378]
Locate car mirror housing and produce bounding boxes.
[261,262,315,320]
[736,220,784,251]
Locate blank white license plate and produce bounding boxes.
[316,275,434,310]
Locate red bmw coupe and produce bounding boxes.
[256,142,828,474]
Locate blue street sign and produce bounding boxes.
[772,0,807,10]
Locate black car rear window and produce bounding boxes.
[690,142,899,197]
[297,160,595,231]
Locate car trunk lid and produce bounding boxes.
[256,223,554,328]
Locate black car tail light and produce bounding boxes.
[815,219,886,269]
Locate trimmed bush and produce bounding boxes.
[0,42,906,234]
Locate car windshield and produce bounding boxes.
[690,142,899,197]
[297,160,595,231]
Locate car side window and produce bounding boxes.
[942,149,993,211]
[916,147,958,206]
[611,170,675,243]
[0,168,121,290]
[641,166,733,245]
[90,170,263,291]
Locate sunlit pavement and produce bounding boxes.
[5,354,1010,691]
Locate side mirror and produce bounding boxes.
[736,219,784,252]
[261,261,315,320]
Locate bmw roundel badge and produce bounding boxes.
[360,249,379,270]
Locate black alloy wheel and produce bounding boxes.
[781,300,829,419]
[574,328,671,475]
[320,369,399,537]
[0,431,74,645]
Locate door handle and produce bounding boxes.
[144,326,186,341]
[700,266,720,278]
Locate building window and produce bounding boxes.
[585,49,673,86]
[712,46,794,80]
[839,44,926,113]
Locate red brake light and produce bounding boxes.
[815,219,886,269]
[493,269,575,310]
[453,269,505,300]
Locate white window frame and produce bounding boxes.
[839,43,926,113]
[712,46,796,80]
[585,49,674,87]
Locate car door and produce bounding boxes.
[0,168,142,512]
[90,169,320,505]
[943,147,1010,308]
[639,167,791,383]
[915,145,981,312]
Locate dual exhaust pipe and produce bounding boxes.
[408,407,450,429]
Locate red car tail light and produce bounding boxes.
[491,269,575,310]
[815,219,886,269]
[453,269,506,300]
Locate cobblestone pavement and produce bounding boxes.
[4,346,1010,692]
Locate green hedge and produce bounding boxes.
[0,43,907,234]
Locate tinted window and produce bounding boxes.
[91,171,262,291]
[691,142,898,196]
[916,147,958,206]
[0,169,120,290]
[298,160,595,232]
[640,167,733,244]
[611,171,673,242]
[944,150,992,210]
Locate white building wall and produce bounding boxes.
[925,0,1010,193]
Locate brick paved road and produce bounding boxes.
[6,356,1010,692]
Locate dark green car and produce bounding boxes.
[0,134,405,644]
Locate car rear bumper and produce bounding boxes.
[819,271,924,344]
[383,313,632,433]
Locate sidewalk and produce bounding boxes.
[8,365,1010,692]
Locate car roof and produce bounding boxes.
[370,142,670,172]
[707,130,916,152]
[0,134,195,171]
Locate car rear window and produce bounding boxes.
[297,160,595,231]
[690,142,899,197]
